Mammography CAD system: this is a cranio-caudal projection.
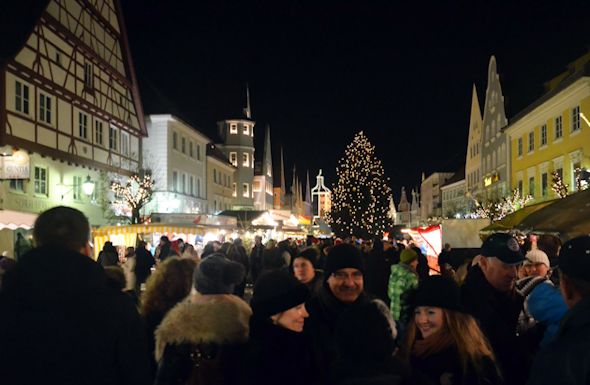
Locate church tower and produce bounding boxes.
[253,124,273,210]
[273,146,286,209]
[466,84,483,199]
[217,85,255,209]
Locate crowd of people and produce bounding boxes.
[0,205,589,385]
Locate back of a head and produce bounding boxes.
[33,206,89,251]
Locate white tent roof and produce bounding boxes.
[0,210,37,230]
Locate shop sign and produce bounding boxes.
[0,150,30,179]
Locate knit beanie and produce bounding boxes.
[525,249,550,268]
[194,253,245,295]
[251,270,310,319]
[295,247,319,266]
[324,244,364,281]
[400,248,418,264]
[412,275,463,312]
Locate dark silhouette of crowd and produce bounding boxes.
[1,205,589,385]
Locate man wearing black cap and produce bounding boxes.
[527,235,590,385]
[304,243,372,383]
[461,232,528,385]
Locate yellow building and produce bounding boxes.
[506,54,590,202]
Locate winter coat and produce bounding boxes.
[365,248,394,305]
[527,298,590,385]
[330,356,410,385]
[0,246,151,385]
[461,265,529,385]
[135,247,155,289]
[527,281,567,347]
[388,263,418,320]
[244,317,317,385]
[98,247,119,266]
[154,292,252,385]
[304,284,372,384]
[249,244,265,283]
[306,269,325,297]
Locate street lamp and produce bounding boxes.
[82,175,95,196]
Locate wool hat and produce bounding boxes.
[481,233,524,265]
[400,248,418,264]
[559,236,590,282]
[525,249,550,268]
[295,247,319,266]
[194,253,245,295]
[250,270,310,319]
[412,275,463,312]
[324,244,364,280]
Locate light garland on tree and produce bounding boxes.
[326,131,393,238]
[551,170,568,198]
[111,172,155,224]
[472,188,533,221]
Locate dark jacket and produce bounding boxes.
[98,246,119,267]
[0,247,151,385]
[249,244,265,283]
[135,247,155,288]
[244,317,317,385]
[306,270,325,297]
[331,357,409,385]
[527,298,590,385]
[410,345,501,385]
[154,293,252,385]
[304,284,372,383]
[365,247,394,305]
[461,265,528,385]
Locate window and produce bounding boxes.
[529,176,535,196]
[243,183,249,198]
[95,121,103,145]
[517,138,522,157]
[232,183,237,197]
[181,174,186,193]
[230,124,237,134]
[213,169,217,184]
[528,132,534,152]
[229,152,237,166]
[197,178,201,197]
[196,144,201,160]
[78,112,88,139]
[9,179,24,192]
[189,176,194,195]
[39,93,51,124]
[15,81,29,114]
[109,125,118,150]
[120,132,129,156]
[252,180,261,192]
[189,141,193,157]
[542,172,548,196]
[181,137,186,154]
[172,171,178,192]
[517,180,523,194]
[243,124,249,135]
[555,116,563,139]
[242,152,249,167]
[73,176,82,200]
[572,106,581,132]
[34,166,47,195]
[84,63,93,89]
[540,124,547,146]
[172,132,178,150]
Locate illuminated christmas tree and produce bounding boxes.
[551,170,568,198]
[111,170,155,224]
[327,131,393,238]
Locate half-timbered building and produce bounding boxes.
[0,0,146,232]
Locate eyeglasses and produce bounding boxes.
[331,271,363,281]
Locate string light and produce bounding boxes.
[326,131,393,238]
[472,188,532,221]
[551,170,569,198]
[111,172,155,224]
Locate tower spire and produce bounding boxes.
[263,124,272,178]
[243,83,251,119]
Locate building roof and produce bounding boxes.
[441,168,465,188]
[507,57,590,128]
[0,1,49,66]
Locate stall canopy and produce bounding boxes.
[0,209,37,230]
[479,201,555,239]
[515,189,590,241]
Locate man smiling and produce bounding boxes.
[304,243,371,383]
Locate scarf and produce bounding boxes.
[412,329,455,358]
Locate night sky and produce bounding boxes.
[122,1,590,202]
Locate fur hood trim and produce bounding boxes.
[154,293,252,361]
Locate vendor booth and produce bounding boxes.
[0,210,37,259]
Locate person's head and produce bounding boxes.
[293,247,319,284]
[254,235,262,245]
[140,257,196,317]
[402,276,497,375]
[479,233,524,292]
[537,234,561,260]
[233,238,243,247]
[177,238,184,247]
[251,270,310,332]
[335,300,397,361]
[524,249,550,277]
[325,244,364,303]
[194,253,244,295]
[212,240,222,251]
[33,206,90,255]
[400,248,418,270]
[104,266,126,291]
[444,243,451,251]
[125,246,135,258]
[159,236,169,247]
[558,236,590,308]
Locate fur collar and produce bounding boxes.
[154,293,252,361]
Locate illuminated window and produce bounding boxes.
[39,93,52,124]
[121,132,129,156]
[528,132,534,152]
[10,179,24,192]
[242,152,249,167]
[232,183,237,197]
[555,116,563,139]
[15,81,29,114]
[230,152,237,166]
[34,166,47,196]
[252,180,261,192]
[572,106,580,132]
[230,124,237,134]
[73,176,82,200]
[243,124,249,135]
[540,124,547,146]
[243,183,249,197]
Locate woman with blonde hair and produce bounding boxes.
[140,257,197,379]
[399,276,501,385]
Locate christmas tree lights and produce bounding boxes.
[551,170,568,198]
[326,131,393,238]
[111,171,155,224]
[472,188,533,221]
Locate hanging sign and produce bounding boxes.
[0,150,30,179]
